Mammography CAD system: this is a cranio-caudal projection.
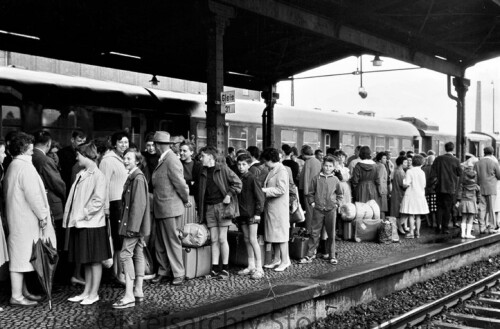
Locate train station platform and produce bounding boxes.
[1,225,500,329]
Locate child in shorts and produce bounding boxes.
[235,154,266,279]
[301,156,343,265]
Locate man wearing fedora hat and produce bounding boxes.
[151,131,191,285]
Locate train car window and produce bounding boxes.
[360,135,372,148]
[256,128,263,150]
[375,136,385,152]
[281,129,297,147]
[402,139,413,151]
[196,122,207,149]
[94,112,122,131]
[42,109,77,128]
[1,105,21,127]
[303,131,320,150]
[342,133,354,156]
[389,137,400,155]
[228,126,248,150]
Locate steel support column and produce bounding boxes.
[262,84,278,149]
[206,2,234,153]
[449,76,470,161]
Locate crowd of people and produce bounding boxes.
[1,128,499,311]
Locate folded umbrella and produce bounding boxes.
[30,232,59,310]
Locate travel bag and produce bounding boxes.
[289,228,309,259]
[354,218,382,242]
[228,231,265,267]
[182,245,211,279]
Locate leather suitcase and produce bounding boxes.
[182,245,211,279]
[289,236,309,260]
[228,231,265,267]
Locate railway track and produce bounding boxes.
[372,270,500,329]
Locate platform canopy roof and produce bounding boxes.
[0,0,499,90]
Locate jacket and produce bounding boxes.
[473,156,500,196]
[306,172,343,211]
[457,168,480,202]
[196,163,242,218]
[63,165,107,229]
[99,150,129,210]
[430,153,462,194]
[32,148,67,220]
[237,171,265,218]
[119,168,151,236]
[152,149,190,218]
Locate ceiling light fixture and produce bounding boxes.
[371,55,383,67]
[106,51,141,60]
[0,30,40,40]
[434,55,447,61]
[149,75,159,86]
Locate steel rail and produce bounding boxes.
[372,270,500,329]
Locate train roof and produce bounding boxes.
[191,100,420,137]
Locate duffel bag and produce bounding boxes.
[366,200,381,219]
[355,202,374,220]
[340,203,356,222]
[180,223,210,247]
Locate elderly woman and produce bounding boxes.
[351,146,380,203]
[375,151,389,218]
[4,132,56,307]
[179,141,201,227]
[65,142,111,306]
[112,149,151,309]
[261,148,291,272]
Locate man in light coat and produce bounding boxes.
[151,131,191,285]
[299,145,322,233]
[474,146,500,233]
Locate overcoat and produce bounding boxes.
[152,150,189,219]
[119,168,151,236]
[263,162,290,243]
[4,155,56,272]
[390,167,406,218]
[474,156,500,196]
[32,148,66,220]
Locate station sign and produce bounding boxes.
[221,90,235,114]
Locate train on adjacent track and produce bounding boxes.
[0,67,496,157]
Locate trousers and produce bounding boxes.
[154,216,185,278]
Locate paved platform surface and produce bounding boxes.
[0,224,468,329]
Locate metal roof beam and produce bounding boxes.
[216,0,465,77]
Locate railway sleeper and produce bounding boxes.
[465,304,500,319]
[476,297,500,307]
[433,321,480,329]
[448,312,500,328]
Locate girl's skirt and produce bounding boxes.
[68,227,112,264]
[458,200,477,216]
[426,193,437,212]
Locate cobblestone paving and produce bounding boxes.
[0,225,458,329]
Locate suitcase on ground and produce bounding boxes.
[289,236,309,259]
[343,221,354,241]
[228,231,265,267]
[354,218,382,242]
[182,245,211,279]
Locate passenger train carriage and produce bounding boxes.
[0,67,495,158]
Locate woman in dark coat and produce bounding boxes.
[112,149,151,309]
[351,146,380,203]
[391,156,409,233]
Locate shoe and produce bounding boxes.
[415,233,420,238]
[68,295,88,303]
[151,274,167,284]
[10,297,37,307]
[80,295,99,305]
[398,228,406,235]
[405,233,414,239]
[264,259,281,269]
[171,276,185,286]
[112,299,135,309]
[466,234,476,239]
[134,295,144,303]
[298,256,313,264]
[274,261,291,272]
[322,253,330,260]
[250,270,264,280]
[70,276,85,286]
[204,270,219,280]
[237,268,256,276]
[329,258,338,265]
[24,293,43,302]
[218,270,230,280]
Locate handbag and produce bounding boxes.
[290,199,305,223]
[222,198,237,219]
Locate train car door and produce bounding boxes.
[322,130,339,153]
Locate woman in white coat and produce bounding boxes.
[261,148,291,272]
[4,132,56,307]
